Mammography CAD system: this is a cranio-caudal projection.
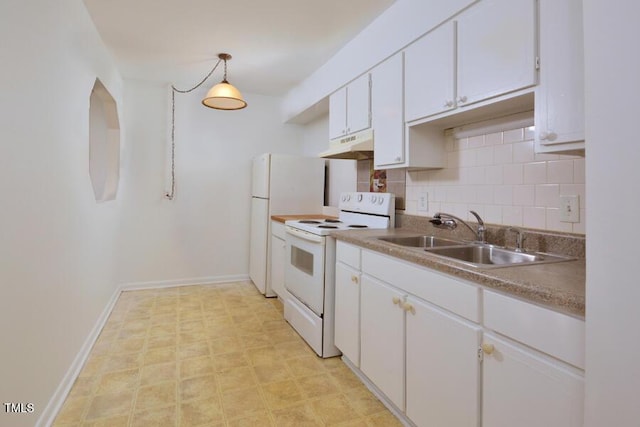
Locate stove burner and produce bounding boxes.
[318,225,339,229]
[299,220,321,224]
[348,224,368,228]
[324,219,342,223]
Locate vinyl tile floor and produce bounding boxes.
[53,281,403,426]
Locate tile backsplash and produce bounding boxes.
[357,159,407,209]
[405,126,585,234]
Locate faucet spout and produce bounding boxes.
[431,211,487,243]
[506,227,526,252]
[469,210,486,243]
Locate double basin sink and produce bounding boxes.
[377,235,574,268]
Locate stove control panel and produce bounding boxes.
[339,192,395,215]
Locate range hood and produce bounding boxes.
[319,129,374,160]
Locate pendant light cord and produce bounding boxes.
[165,58,223,200]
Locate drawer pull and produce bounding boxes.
[481,343,495,355]
[403,303,416,315]
[392,296,402,305]
[351,275,359,284]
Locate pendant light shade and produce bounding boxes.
[202,80,247,110]
[201,53,247,110]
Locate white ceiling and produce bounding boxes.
[83,0,396,97]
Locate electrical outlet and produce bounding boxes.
[559,195,580,223]
[418,191,428,212]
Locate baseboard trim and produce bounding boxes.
[37,274,250,426]
[37,286,121,427]
[119,274,250,291]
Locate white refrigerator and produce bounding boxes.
[249,153,325,296]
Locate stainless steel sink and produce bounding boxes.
[377,235,466,248]
[425,244,574,268]
[376,235,574,268]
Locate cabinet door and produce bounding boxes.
[346,73,371,135]
[270,235,286,298]
[405,297,481,427]
[482,333,585,427]
[535,0,585,152]
[404,21,456,122]
[334,262,361,366]
[329,87,347,140]
[372,53,405,168]
[360,275,405,409]
[457,0,537,106]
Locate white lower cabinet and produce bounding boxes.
[334,262,361,366]
[269,221,286,298]
[360,275,406,409]
[334,244,585,427]
[406,296,481,427]
[482,332,585,427]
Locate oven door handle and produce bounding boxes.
[285,226,325,245]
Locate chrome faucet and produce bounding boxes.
[506,227,526,252]
[430,211,487,243]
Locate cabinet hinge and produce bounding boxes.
[535,56,540,70]
[477,348,484,362]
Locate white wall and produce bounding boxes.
[0,1,123,426]
[300,114,330,157]
[298,114,357,207]
[583,1,640,425]
[116,80,305,286]
[0,2,309,425]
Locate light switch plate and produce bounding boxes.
[418,191,428,212]
[559,195,580,223]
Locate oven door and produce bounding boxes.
[284,226,325,317]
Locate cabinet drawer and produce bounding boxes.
[484,290,585,369]
[271,220,286,240]
[336,241,361,269]
[362,250,479,322]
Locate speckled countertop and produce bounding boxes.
[331,217,586,319]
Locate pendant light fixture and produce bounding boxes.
[202,53,247,110]
[165,52,246,200]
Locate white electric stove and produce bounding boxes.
[285,192,395,235]
[283,192,395,357]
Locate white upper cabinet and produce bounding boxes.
[371,52,405,168]
[329,73,371,140]
[535,0,585,153]
[329,87,348,140]
[404,0,536,125]
[405,21,456,122]
[374,52,447,170]
[457,0,537,107]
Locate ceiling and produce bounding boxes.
[83,0,396,97]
